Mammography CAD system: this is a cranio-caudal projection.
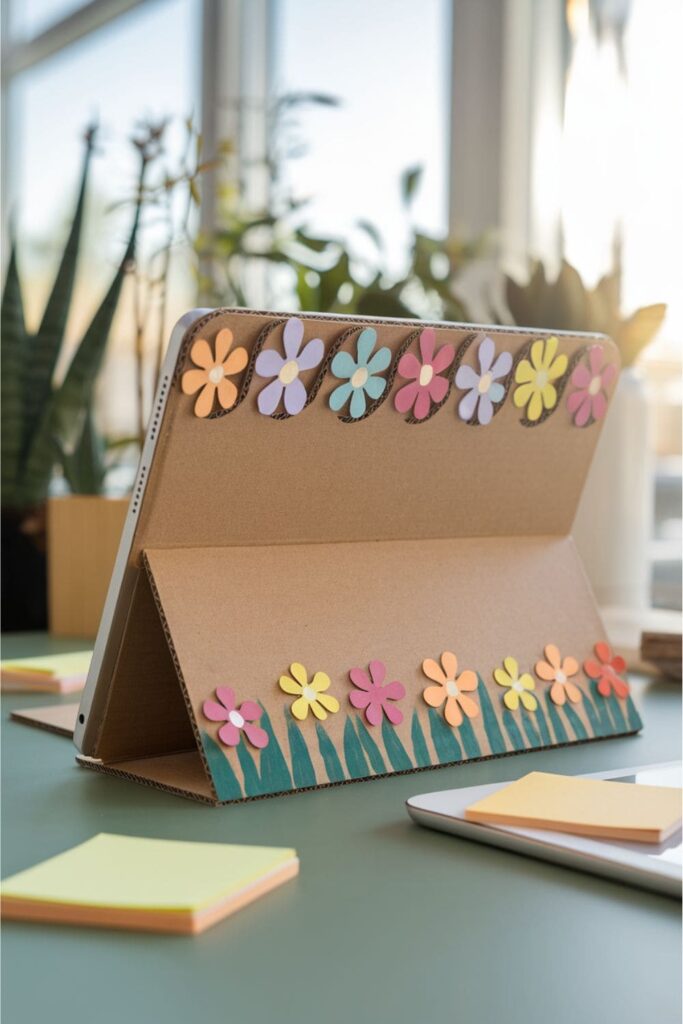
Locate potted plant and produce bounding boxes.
[505,256,666,609]
[1,127,141,632]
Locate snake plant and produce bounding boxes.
[1,126,141,510]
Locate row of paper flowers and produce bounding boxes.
[182,319,614,426]
[202,642,629,751]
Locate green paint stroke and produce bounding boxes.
[410,710,432,768]
[545,692,569,743]
[477,677,506,754]
[458,715,481,759]
[563,702,588,741]
[589,680,616,734]
[258,706,293,793]
[236,739,263,797]
[355,718,387,774]
[316,723,346,783]
[382,718,412,771]
[428,708,462,764]
[607,694,627,732]
[521,709,541,748]
[201,731,242,801]
[286,717,317,789]
[578,687,604,737]
[502,709,525,751]
[626,695,643,732]
[343,716,370,779]
[534,702,553,746]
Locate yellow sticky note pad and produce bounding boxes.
[1,650,92,693]
[1,834,299,934]
[465,772,682,843]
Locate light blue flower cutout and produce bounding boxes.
[329,328,392,419]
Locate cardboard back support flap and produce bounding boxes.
[79,310,642,804]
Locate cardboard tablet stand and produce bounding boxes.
[78,310,642,804]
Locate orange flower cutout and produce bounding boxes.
[422,651,479,727]
[535,644,582,706]
[181,328,248,417]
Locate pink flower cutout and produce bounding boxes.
[394,328,455,420]
[584,642,630,699]
[348,660,406,726]
[202,687,269,748]
[566,346,616,427]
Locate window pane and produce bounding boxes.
[9,0,199,437]
[8,0,90,42]
[272,0,450,273]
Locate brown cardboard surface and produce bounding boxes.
[83,311,641,803]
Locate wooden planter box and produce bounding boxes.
[47,496,127,638]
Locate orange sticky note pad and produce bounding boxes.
[465,771,682,843]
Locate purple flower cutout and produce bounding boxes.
[454,335,512,425]
[255,317,324,415]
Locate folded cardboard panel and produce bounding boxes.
[79,311,641,803]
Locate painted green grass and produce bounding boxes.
[236,740,262,797]
[588,680,614,734]
[563,702,588,740]
[428,707,462,763]
[458,715,481,758]
[544,692,569,743]
[316,723,345,782]
[287,717,317,788]
[534,703,553,746]
[258,706,293,792]
[411,710,432,767]
[382,718,412,770]
[201,731,242,801]
[502,709,524,749]
[355,718,387,774]
[520,709,541,748]
[625,695,642,732]
[344,716,370,777]
[477,676,507,754]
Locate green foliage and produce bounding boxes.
[505,254,666,367]
[199,93,481,322]
[1,126,140,510]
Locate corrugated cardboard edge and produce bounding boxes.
[10,703,78,738]
[76,726,638,806]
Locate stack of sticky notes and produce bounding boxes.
[1,834,299,934]
[465,771,682,843]
[0,650,91,693]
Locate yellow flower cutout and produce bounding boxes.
[279,662,340,721]
[513,336,568,422]
[494,656,538,712]
[181,328,248,418]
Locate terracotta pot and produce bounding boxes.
[47,496,127,637]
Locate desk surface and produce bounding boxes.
[2,633,681,1024]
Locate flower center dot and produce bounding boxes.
[588,376,601,396]
[536,370,548,388]
[279,360,300,385]
[419,365,434,387]
[208,365,223,384]
[228,710,244,729]
[351,367,369,389]
[478,372,492,394]
[303,686,316,702]
[555,670,567,684]
[512,681,524,692]
[446,680,460,698]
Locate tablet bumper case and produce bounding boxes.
[77,311,642,804]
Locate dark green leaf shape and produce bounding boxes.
[316,723,345,783]
[401,164,423,206]
[607,695,626,732]
[286,717,316,789]
[355,718,387,774]
[477,677,507,754]
[502,710,525,750]
[563,703,588,741]
[411,710,431,767]
[381,718,412,771]
[578,687,604,737]
[544,692,569,743]
[201,731,242,801]
[589,680,616,734]
[55,411,106,494]
[458,715,481,758]
[428,708,462,763]
[1,243,26,504]
[236,740,263,797]
[534,702,553,746]
[521,710,541,748]
[22,135,94,459]
[625,696,643,732]
[257,706,293,794]
[343,716,370,779]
